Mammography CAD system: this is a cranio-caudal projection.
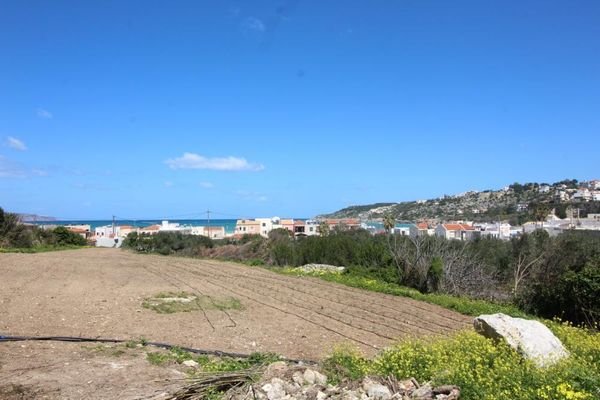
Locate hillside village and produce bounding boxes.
[38,178,600,248]
[321,179,600,224]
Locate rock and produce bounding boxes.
[316,391,328,400]
[182,360,198,368]
[293,371,305,386]
[411,383,432,399]
[474,313,569,367]
[433,385,460,400]
[313,371,328,386]
[362,379,392,400]
[303,369,317,384]
[264,361,289,380]
[264,378,287,400]
[341,390,360,400]
[397,379,418,393]
[296,264,346,273]
[304,386,321,400]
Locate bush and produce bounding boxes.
[518,232,600,326]
[122,231,213,256]
[324,322,600,400]
[52,226,87,246]
[0,207,87,250]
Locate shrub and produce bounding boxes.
[123,231,213,256]
[324,322,600,400]
[52,226,87,246]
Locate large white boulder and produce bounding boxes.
[474,313,569,367]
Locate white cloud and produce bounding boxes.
[236,190,268,202]
[164,181,174,187]
[6,136,27,151]
[243,17,266,32]
[199,181,214,189]
[37,108,53,119]
[165,152,264,172]
[31,169,49,176]
[0,156,26,178]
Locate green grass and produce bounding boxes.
[0,244,89,253]
[322,321,600,400]
[146,346,280,372]
[277,268,528,318]
[142,291,243,314]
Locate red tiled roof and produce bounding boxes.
[443,224,475,231]
[416,223,428,230]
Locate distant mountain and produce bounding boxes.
[17,213,57,222]
[320,179,600,225]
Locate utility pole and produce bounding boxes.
[206,210,211,238]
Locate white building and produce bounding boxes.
[255,217,282,237]
[158,220,192,234]
[572,189,592,202]
[304,220,320,236]
[435,223,479,241]
[475,222,512,240]
[191,226,226,239]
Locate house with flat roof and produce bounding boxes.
[235,219,262,236]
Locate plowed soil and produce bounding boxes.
[0,248,471,399]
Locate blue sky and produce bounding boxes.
[1,1,599,219]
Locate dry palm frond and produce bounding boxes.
[167,367,264,400]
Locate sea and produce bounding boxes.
[30,219,239,234]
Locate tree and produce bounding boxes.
[318,221,330,237]
[510,230,548,295]
[533,203,551,228]
[382,214,395,234]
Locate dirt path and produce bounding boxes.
[0,248,471,398]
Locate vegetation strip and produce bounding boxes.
[277,268,528,318]
[322,322,600,400]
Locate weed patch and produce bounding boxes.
[142,291,242,314]
[323,321,600,400]
[0,245,88,253]
[145,346,280,372]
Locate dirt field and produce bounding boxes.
[0,248,471,399]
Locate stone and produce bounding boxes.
[264,379,287,400]
[397,379,418,393]
[292,371,305,386]
[316,391,328,400]
[362,379,392,400]
[433,385,460,400]
[313,371,328,386]
[411,383,432,399]
[264,362,289,380]
[474,313,569,367]
[181,360,198,368]
[303,369,317,385]
[296,263,346,273]
[341,390,360,400]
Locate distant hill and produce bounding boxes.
[17,213,57,222]
[320,179,600,225]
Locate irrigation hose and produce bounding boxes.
[0,334,316,365]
